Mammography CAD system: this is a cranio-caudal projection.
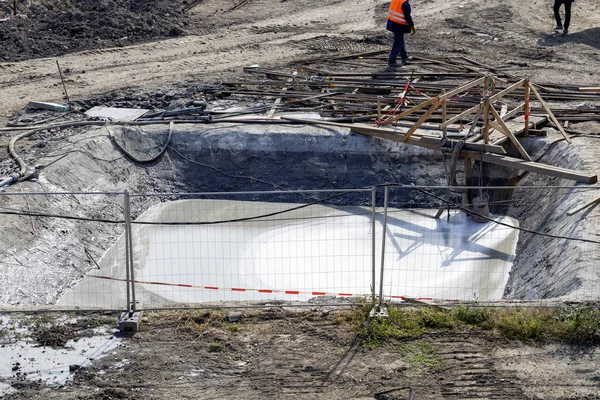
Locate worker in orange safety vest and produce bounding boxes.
[386,0,417,69]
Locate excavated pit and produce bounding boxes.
[1,122,598,308]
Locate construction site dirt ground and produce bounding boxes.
[1,0,600,398]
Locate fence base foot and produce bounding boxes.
[119,303,143,333]
[370,306,388,318]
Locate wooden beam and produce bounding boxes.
[440,103,482,128]
[380,98,437,125]
[441,89,447,138]
[578,87,600,93]
[350,126,506,154]
[491,116,547,145]
[382,76,486,126]
[524,80,531,137]
[281,117,507,154]
[489,106,532,161]
[401,101,441,141]
[489,79,526,103]
[502,102,526,121]
[464,153,597,184]
[530,84,572,144]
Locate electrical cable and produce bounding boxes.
[0,191,355,226]
[106,122,173,164]
[388,184,600,245]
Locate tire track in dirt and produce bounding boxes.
[435,335,525,399]
[0,0,380,116]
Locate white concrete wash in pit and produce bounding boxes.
[59,200,519,308]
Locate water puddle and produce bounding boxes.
[0,316,121,396]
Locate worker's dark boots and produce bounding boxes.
[387,61,400,70]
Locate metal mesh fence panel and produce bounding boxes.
[1,185,598,312]
[377,185,600,304]
[0,192,127,312]
[128,190,375,309]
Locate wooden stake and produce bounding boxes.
[56,60,71,110]
[524,79,531,137]
[441,89,447,138]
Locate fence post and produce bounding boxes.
[123,191,132,313]
[371,186,377,306]
[377,185,389,313]
[124,190,137,315]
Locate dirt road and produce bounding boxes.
[2,0,600,117]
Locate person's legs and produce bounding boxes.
[399,34,409,62]
[563,0,572,31]
[553,0,564,29]
[388,31,404,65]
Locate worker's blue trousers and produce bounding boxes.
[388,31,409,64]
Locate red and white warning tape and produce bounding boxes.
[87,275,599,305]
[88,274,360,298]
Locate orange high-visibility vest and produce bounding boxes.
[387,0,408,25]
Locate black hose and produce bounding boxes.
[107,121,174,164]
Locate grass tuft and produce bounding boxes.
[347,303,600,348]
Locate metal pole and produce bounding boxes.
[123,191,131,313]
[126,191,137,314]
[13,0,17,15]
[55,60,72,110]
[378,186,389,311]
[371,186,377,305]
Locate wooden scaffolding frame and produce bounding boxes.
[285,75,596,184]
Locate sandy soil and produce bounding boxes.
[2,0,600,398]
[1,0,600,118]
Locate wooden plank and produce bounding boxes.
[464,153,597,184]
[489,106,532,160]
[440,104,481,128]
[530,84,572,144]
[490,107,531,161]
[579,87,600,93]
[380,98,437,126]
[382,77,486,126]
[489,79,526,103]
[351,126,506,154]
[491,116,547,145]
[401,101,441,141]
[268,71,297,118]
[502,102,525,121]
